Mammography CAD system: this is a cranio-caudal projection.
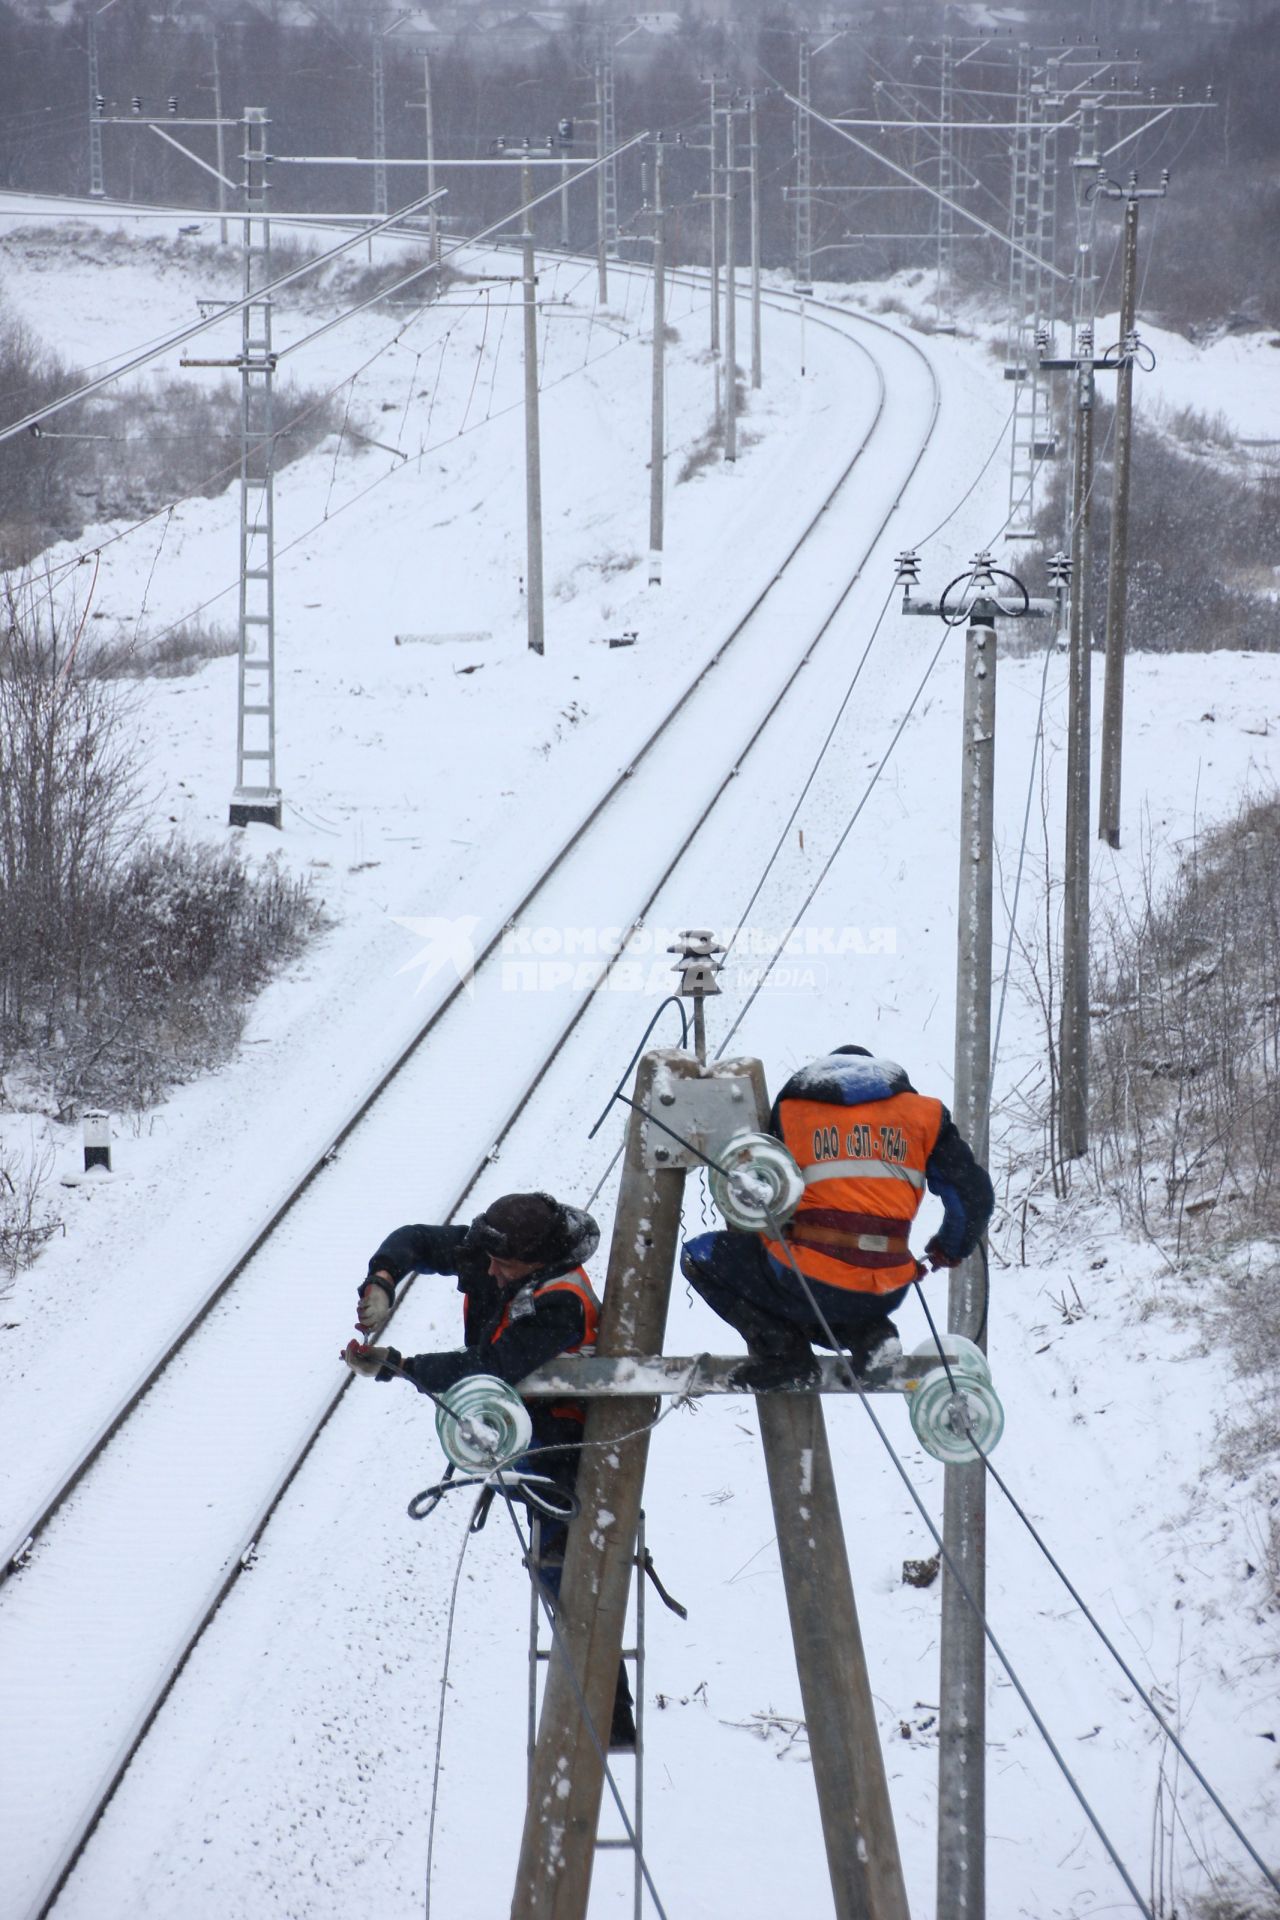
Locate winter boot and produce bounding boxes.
[609,1663,637,1752]
[844,1316,902,1382]
[729,1335,820,1393]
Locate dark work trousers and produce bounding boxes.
[680,1230,910,1352]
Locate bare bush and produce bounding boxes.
[0,1139,57,1281]
[1026,407,1280,654]
[81,376,344,522]
[1091,794,1280,1252]
[1183,1885,1280,1920]
[331,252,457,310]
[1090,794,1280,1593]
[0,585,138,1044]
[1,315,342,563]
[41,839,325,1111]
[0,322,91,565]
[1125,161,1280,332]
[81,619,238,680]
[0,587,325,1113]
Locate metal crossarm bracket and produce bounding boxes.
[517,1354,919,1396]
[640,1071,753,1169]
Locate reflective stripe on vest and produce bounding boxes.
[801,1159,925,1190]
[764,1090,943,1293]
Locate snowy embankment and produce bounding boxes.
[0,219,1276,1919]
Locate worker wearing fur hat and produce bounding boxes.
[343,1191,636,1750]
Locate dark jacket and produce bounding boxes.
[770,1053,994,1264]
[364,1222,598,1444]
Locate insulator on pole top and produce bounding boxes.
[668,927,724,1000]
[894,548,921,591]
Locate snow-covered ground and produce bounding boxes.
[1,211,1277,1920]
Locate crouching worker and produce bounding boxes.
[342,1189,637,1751]
[681,1047,995,1392]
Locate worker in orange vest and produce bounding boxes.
[344,1191,636,1750]
[681,1047,994,1391]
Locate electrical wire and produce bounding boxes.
[595,1048,1280,1897]
[714,616,953,1057]
[422,1502,478,1920]
[602,1089,1157,1916]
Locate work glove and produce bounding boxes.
[923,1237,961,1272]
[356,1274,395,1336]
[343,1339,401,1381]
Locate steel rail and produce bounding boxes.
[10,274,943,1920]
[0,275,910,1594]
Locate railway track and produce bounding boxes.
[0,265,944,1920]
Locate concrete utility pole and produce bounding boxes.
[749,90,762,390]
[939,580,998,1920]
[759,1390,911,1918]
[521,159,545,656]
[422,55,439,264]
[896,551,1054,1918]
[1097,170,1166,849]
[210,31,228,245]
[1040,322,1118,1159]
[648,135,665,586]
[707,75,721,355]
[1062,348,1095,1161]
[724,97,737,463]
[936,36,956,329]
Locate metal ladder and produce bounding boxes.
[230,106,281,827]
[527,1509,647,1917]
[1004,54,1060,537]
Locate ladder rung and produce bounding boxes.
[243,704,271,715]
[243,614,270,626]
[240,750,272,761]
[244,569,270,581]
[242,658,271,669]
[595,1838,636,1850]
[247,524,270,536]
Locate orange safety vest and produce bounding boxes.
[492,1266,600,1422]
[763,1091,943,1294]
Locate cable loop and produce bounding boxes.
[938,566,1030,626]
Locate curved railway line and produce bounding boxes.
[0,251,947,1920]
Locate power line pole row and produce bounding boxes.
[1097,171,1166,849]
[897,551,1059,1918]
